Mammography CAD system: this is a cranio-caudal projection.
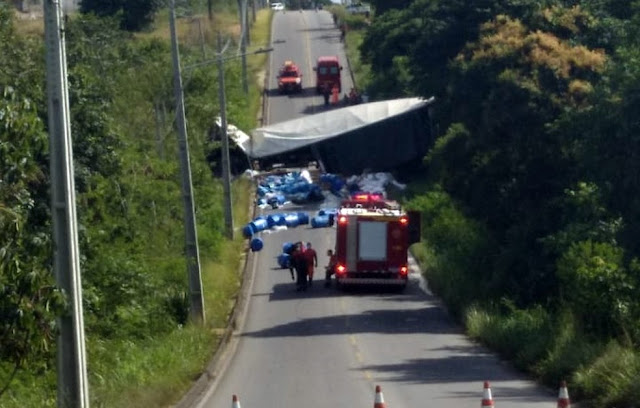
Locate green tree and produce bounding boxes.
[0,87,64,398]
[80,0,160,31]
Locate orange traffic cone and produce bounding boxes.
[232,394,241,408]
[374,385,386,408]
[557,381,570,408]
[481,381,494,408]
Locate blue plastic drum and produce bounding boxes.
[277,253,291,269]
[250,237,264,252]
[250,218,269,233]
[267,214,284,228]
[282,242,294,254]
[284,213,300,228]
[297,212,309,225]
[242,224,254,238]
[311,215,330,228]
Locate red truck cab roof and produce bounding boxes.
[317,56,339,64]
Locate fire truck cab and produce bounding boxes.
[277,60,303,94]
[333,193,421,289]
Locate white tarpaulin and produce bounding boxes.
[231,97,432,158]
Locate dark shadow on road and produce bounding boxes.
[355,358,554,401]
[297,26,337,33]
[314,33,342,43]
[299,103,341,114]
[243,300,457,338]
[259,282,345,302]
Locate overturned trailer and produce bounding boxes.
[231,97,435,174]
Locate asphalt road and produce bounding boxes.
[264,9,354,125]
[196,9,556,408]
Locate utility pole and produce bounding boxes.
[197,18,206,60]
[238,0,249,93]
[43,0,90,407]
[251,0,256,23]
[217,32,235,239]
[170,0,205,323]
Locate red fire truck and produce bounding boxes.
[333,193,421,289]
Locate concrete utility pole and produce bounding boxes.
[238,0,249,93]
[43,0,90,407]
[251,0,257,23]
[217,32,235,240]
[170,0,205,323]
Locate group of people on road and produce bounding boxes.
[285,242,338,291]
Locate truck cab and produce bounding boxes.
[277,61,303,94]
[314,56,342,94]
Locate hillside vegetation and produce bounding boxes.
[0,2,271,406]
[339,0,640,406]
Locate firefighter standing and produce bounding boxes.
[322,83,331,106]
[285,242,297,280]
[292,242,309,291]
[325,249,338,287]
[305,242,318,286]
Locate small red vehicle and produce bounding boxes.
[277,61,303,94]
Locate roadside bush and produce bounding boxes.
[466,301,553,371]
[556,241,636,339]
[573,341,640,407]
[407,187,493,317]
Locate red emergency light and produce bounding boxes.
[400,266,408,276]
[351,192,384,202]
[399,216,408,225]
[338,215,348,225]
[336,264,346,275]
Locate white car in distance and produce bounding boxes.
[271,2,285,11]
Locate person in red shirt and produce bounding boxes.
[292,242,309,291]
[304,242,318,286]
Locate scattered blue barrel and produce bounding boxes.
[277,253,291,268]
[242,224,254,238]
[267,213,284,228]
[250,218,269,233]
[297,212,309,225]
[311,215,331,228]
[282,242,294,253]
[250,237,264,252]
[257,186,269,197]
[284,213,300,228]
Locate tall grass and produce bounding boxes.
[411,185,640,407]
[1,6,268,407]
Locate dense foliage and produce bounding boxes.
[358,0,640,404]
[80,0,160,31]
[0,2,254,403]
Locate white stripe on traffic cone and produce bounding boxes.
[482,381,494,408]
[557,381,571,408]
[374,385,386,408]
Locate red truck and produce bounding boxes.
[333,193,421,289]
[314,56,342,94]
[277,60,303,93]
